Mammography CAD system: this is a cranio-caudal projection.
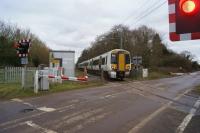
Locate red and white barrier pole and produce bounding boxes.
[47,75,88,81]
[47,67,88,82]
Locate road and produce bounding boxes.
[0,72,200,133]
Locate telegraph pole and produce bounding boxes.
[120,28,123,49]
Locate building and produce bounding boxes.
[49,50,75,77]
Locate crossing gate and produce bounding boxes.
[48,75,88,81]
[34,69,88,93]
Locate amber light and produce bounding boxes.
[180,0,197,14]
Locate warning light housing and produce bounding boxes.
[168,0,200,41]
[179,0,199,15]
[14,39,31,58]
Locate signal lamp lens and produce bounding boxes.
[181,0,196,14]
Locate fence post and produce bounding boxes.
[4,67,7,83]
[34,70,39,94]
[22,67,25,89]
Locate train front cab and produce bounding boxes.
[110,50,131,80]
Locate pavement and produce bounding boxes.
[0,72,200,133]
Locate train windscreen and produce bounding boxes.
[125,54,130,64]
[111,54,117,64]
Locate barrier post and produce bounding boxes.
[84,66,87,77]
[34,70,39,94]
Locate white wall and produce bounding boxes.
[50,51,75,77]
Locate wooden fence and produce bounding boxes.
[0,67,37,84]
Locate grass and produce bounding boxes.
[75,69,84,77]
[0,83,34,100]
[129,70,172,81]
[49,81,103,93]
[147,71,172,80]
[193,85,200,95]
[0,81,103,100]
[0,69,4,82]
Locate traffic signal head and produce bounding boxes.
[15,39,31,57]
[179,0,198,15]
[168,0,200,41]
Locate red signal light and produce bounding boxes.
[14,43,19,48]
[179,0,199,15]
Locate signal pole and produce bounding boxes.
[120,28,123,49]
[120,30,123,49]
[14,39,31,89]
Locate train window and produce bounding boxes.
[125,54,130,64]
[102,58,105,65]
[111,54,117,64]
[84,63,88,66]
[105,56,107,64]
[93,60,99,65]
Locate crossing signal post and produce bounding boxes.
[14,39,31,65]
[168,0,200,41]
[14,39,31,89]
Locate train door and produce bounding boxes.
[99,56,102,70]
[118,53,125,71]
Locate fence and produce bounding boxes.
[23,68,37,88]
[0,67,37,86]
[0,68,5,83]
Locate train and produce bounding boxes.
[78,49,131,80]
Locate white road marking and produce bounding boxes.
[54,108,104,129]
[105,94,113,98]
[11,98,23,102]
[12,98,57,112]
[1,122,26,131]
[58,104,75,113]
[0,112,46,127]
[100,91,127,99]
[65,112,111,133]
[23,102,34,107]
[11,98,34,107]
[37,107,56,112]
[128,89,191,133]
[176,97,200,133]
[25,121,57,133]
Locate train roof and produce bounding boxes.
[78,49,130,64]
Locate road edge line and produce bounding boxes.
[176,97,200,133]
[128,89,191,133]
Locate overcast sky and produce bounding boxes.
[0,0,200,62]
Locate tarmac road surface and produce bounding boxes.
[0,72,200,133]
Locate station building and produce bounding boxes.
[49,50,75,77]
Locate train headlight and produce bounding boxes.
[111,66,115,70]
[111,64,116,70]
[126,65,130,70]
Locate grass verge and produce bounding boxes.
[0,80,103,100]
[147,71,172,80]
[193,85,200,95]
[130,70,172,81]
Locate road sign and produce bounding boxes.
[168,0,200,41]
[132,56,142,65]
[21,57,28,65]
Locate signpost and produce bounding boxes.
[132,56,142,66]
[132,56,143,79]
[21,57,28,65]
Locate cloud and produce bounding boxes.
[0,0,199,62]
